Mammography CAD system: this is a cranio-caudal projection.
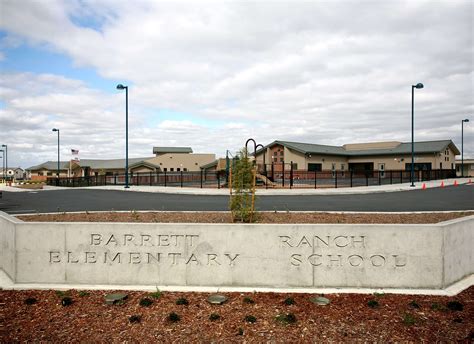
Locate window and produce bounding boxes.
[341,164,345,177]
[291,163,298,170]
[274,157,278,162]
[184,168,188,172]
[164,168,167,172]
[38,172,43,176]
[280,151,284,156]
[308,163,322,172]
[170,168,174,172]
[177,168,180,172]
[280,158,284,162]
[331,163,336,177]
[47,172,52,176]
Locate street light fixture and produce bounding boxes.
[116,84,129,188]
[52,128,60,184]
[1,144,7,182]
[411,82,424,187]
[461,118,470,177]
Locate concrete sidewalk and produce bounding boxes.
[1,178,472,195]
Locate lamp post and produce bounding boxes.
[52,129,60,184]
[0,149,4,183]
[1,144,7,181]
[411,83,424,187]
[116,84,129,188]
[461,118,470,177]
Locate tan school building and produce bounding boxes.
[255,140,460,173]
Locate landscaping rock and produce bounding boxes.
[207,294,228,305]
[311,296,331,306]
[105,293,128,305]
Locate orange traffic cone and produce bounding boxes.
[454,180,458,186]
[422,183,426,190]
[440,181,444,188]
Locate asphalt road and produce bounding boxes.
[0,184,472,214]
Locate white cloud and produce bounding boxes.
[0,0,473,168]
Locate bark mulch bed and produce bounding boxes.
[0,288,473,342]
[16,211,474,224]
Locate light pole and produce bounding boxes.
[117,84,129,188]
[461,118,470,177]
[1,144,7,181]
[52,129,60,184]
[411,83,424,187]
[0,149,4,182]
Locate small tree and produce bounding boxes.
[229,148,257,222]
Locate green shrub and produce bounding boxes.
[447,301,463,311]
[367,300,379,308]
[78,291,90,297]
[176,297,189,305]
[284,297,295,305]
[243,297,255,304]
[61,297,73,306]
[168,312,180,322]
[139,298,153,307]
[24,297,37,305]
[244,315,257,323]
[402,313,416,325]
[408,300,420,309]
[229,149,257,223]
[275,313,297,324]
[209,313,221,321]
[237,328,244,336]
[129,315,141,323]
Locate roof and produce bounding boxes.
[27,157,154,171]
[76,157,153,169]
[257,140,460,157]
[153,147,193,154]
[26,161,71,171]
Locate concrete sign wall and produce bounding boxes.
[0,211,472,290]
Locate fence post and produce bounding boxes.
[314,171,317,189]
[164,170,167,187]
[290,161,293,189]
[217,173,220,189]
[150,171,152,186]
[114,174,117,185]
[200,169,203,188]
[271,163,274,183]
[366,172,369,186]
[180,170,183,188]
[335,171,338,188]
[378,171,381,185]
[400,170,402,184]
[350,170,353,187]
[282,163,285,188]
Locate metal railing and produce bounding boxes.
[47,167,456,189]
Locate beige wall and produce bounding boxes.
[145,153,215,172]
[256,145,457,171]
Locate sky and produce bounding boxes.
[0,0,472,169]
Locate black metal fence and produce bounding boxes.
[259,166,456,189]
[47,167,456,189]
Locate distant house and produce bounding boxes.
[0,167,24,180]
[456,159,474,177]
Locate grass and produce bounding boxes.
[243,297,255,304]
[129,315,141,323]
[403,313,416,325]
[209,313,221,321]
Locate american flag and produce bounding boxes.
[71,149,79,155]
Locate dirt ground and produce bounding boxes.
[1,288,472,342]
[17,210,474,224]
